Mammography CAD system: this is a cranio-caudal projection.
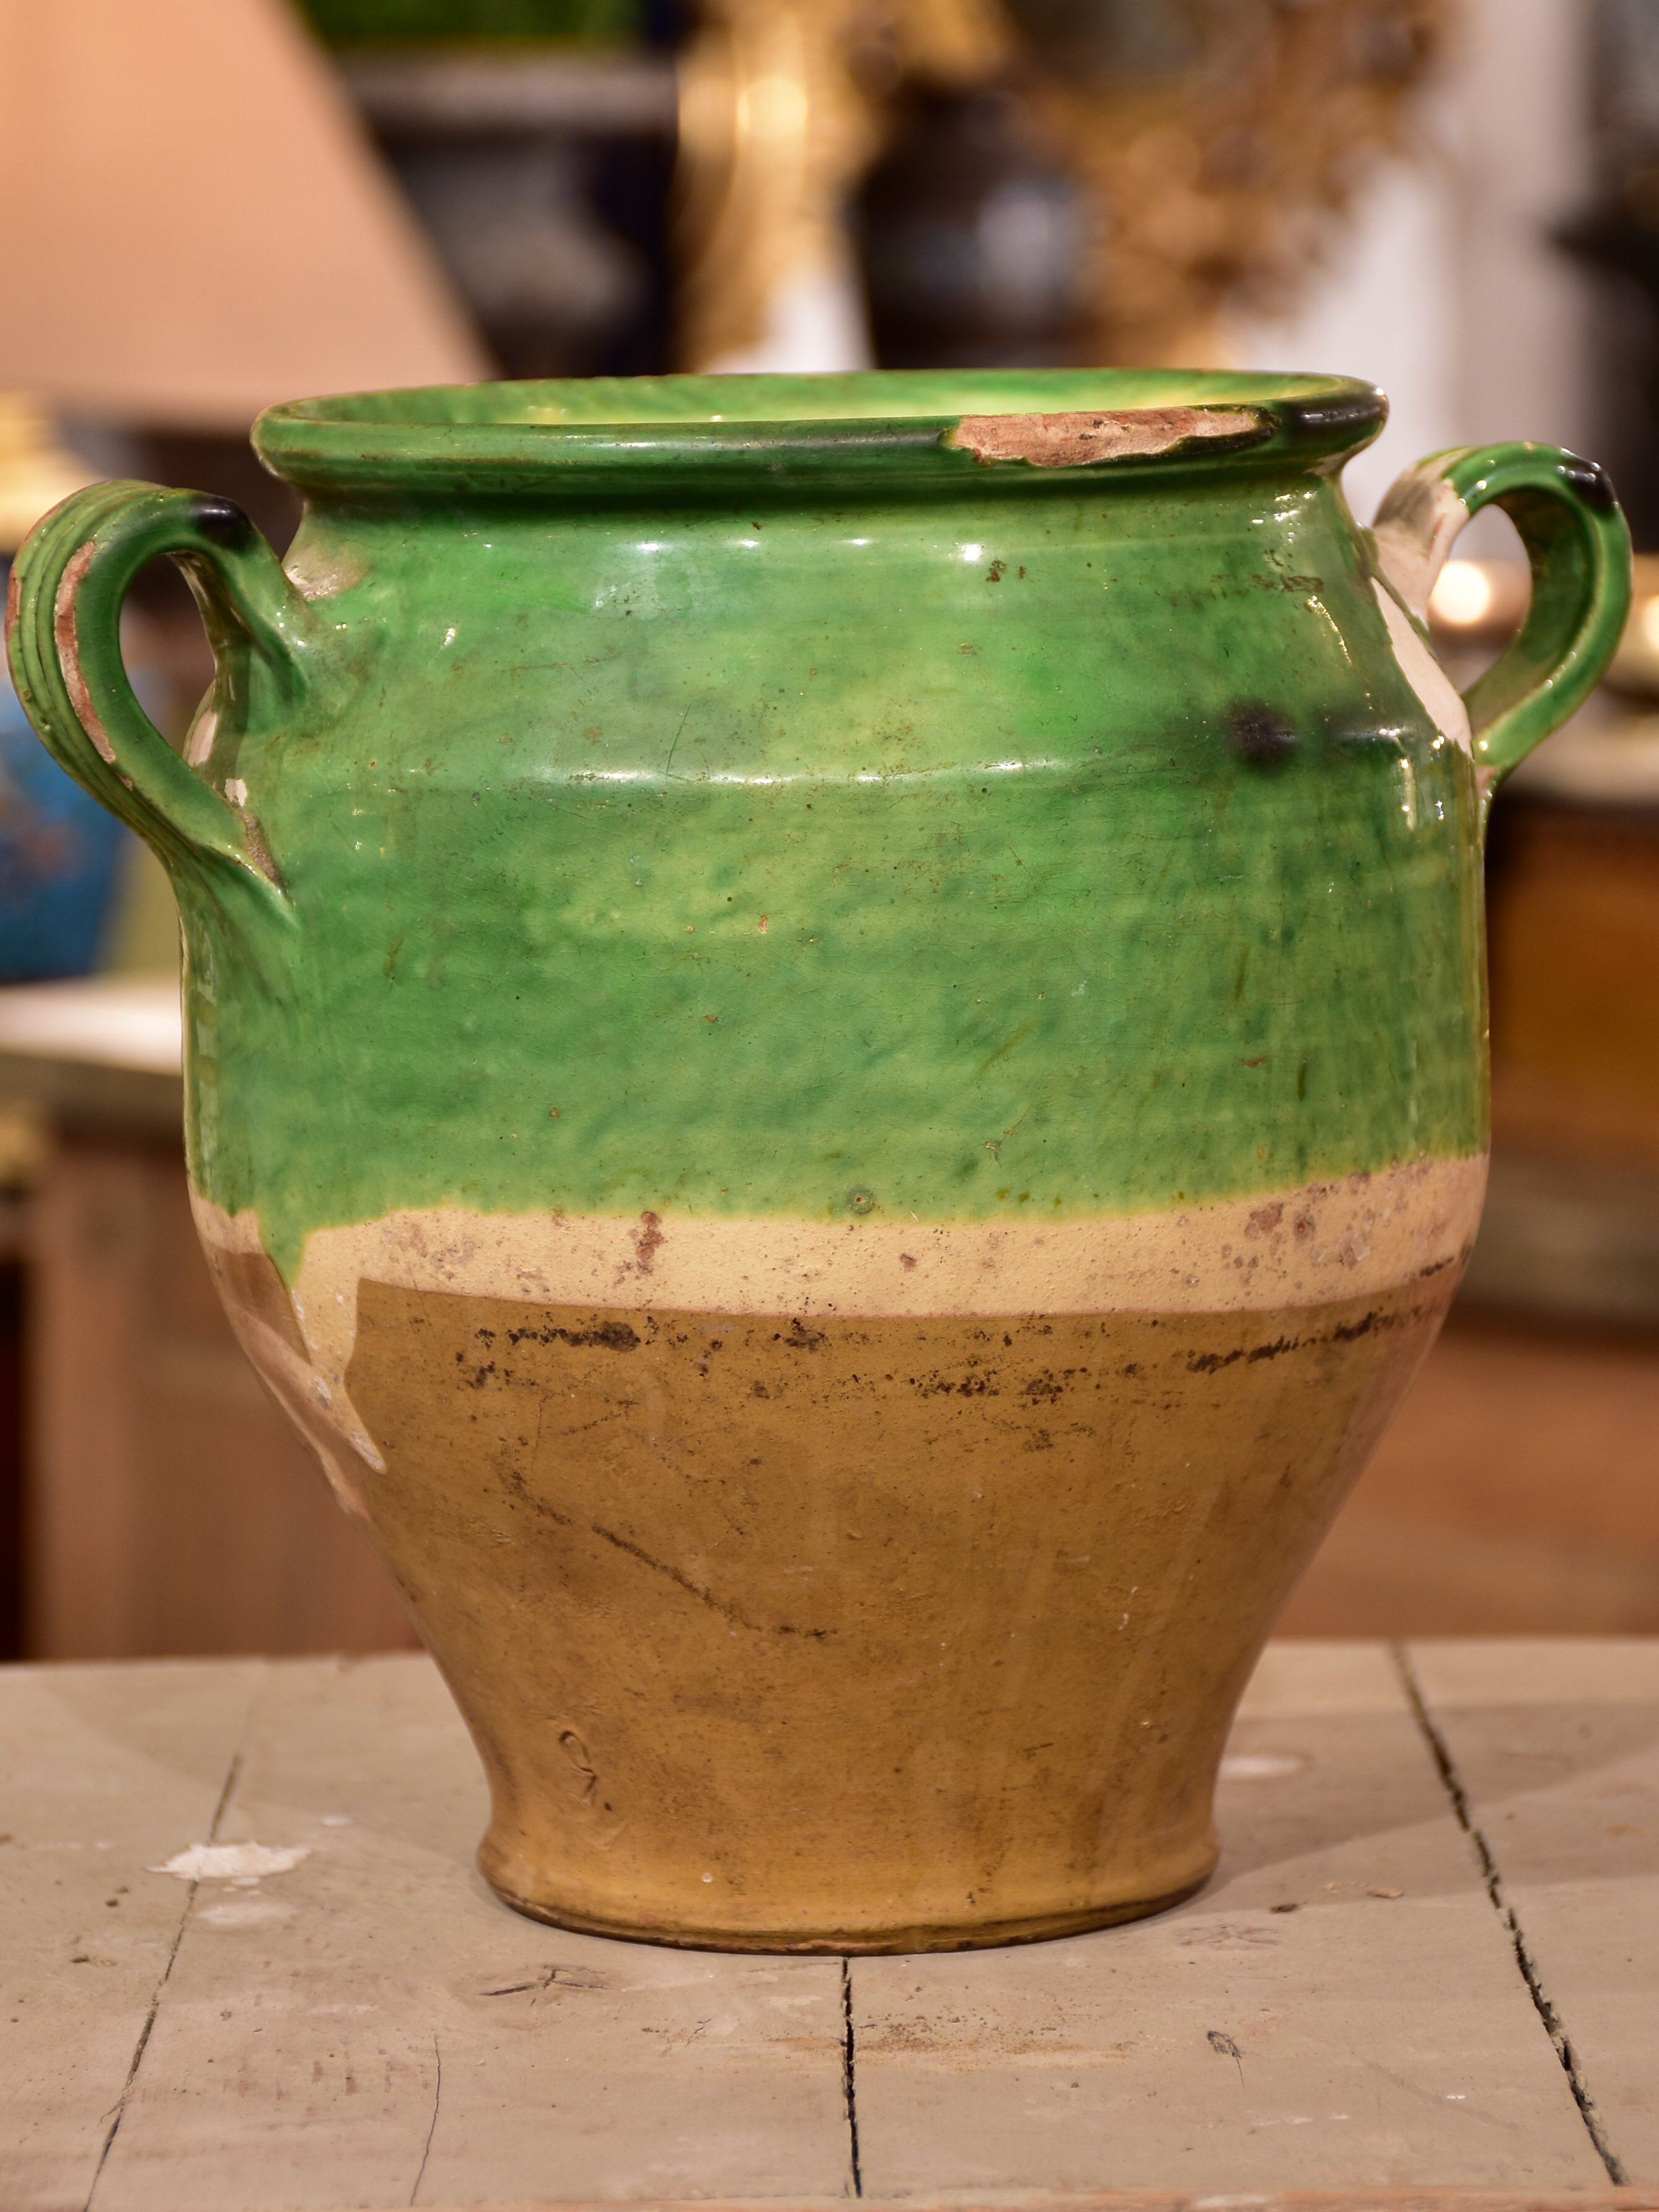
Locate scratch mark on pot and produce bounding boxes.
[559,1729,599,1803]
[587,1518,832,1640]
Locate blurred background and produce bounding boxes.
[0,0,1656,1660]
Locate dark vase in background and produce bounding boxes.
[855,85,1088,369]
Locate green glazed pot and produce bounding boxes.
[6,371,1630,1952]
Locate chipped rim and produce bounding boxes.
[254,369,1386,500]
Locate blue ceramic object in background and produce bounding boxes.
[0,562,128,980]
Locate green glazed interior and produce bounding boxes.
[262,368,1373,426]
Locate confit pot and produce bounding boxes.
[6,370,1630,1952]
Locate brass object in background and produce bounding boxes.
[0,397,93,556]
[674,0,1008,371]
[674,0,1442,376]
[1016,0,1442,366]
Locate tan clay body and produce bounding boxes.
[200,1166,1472,1950]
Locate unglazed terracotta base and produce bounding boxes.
[197,1161,1476,1952]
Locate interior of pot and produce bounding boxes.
[266,366,1368,430]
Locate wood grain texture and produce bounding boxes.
[1408,1639,1659,2185]
[0,1660,262,2212]
[293,2195,1659,2212]
[90,1655,852,2212]
[4,1643,1652,2209]
[852,1643,1604,2195]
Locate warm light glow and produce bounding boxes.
[1429,559,1495,628]
[736,74,809,141]
[1640,597,1659,655]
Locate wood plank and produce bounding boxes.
[302,2195,1659,2212]
[1406,1639,1659,2186]
[0,1659,262,2212]
[850,1642,1606,2195]
[94,1655,853,2211]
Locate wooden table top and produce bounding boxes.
[4,1640,1656,2212]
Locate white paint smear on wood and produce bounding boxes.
[149,1841,312,1881]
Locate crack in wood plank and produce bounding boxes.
[411,2032,442,2206]
[82,1744,247,2210]
[1393,1644,1630,2187]
[841,1958,862,2200]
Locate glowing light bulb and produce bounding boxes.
[1430,560,1495,628]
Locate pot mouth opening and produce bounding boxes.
[255,368,1384,496]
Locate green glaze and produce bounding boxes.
[6,371,1632,1280]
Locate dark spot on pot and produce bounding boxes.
[1559,454,1617,513]
[191,495,249,547]
[1230,704,1296,767]
[847,1186,876,1215]
[633,1210,664,1272]
[506,1318,641,1352]
[1188,1346,1245,1375]
[1274,388,1386,446]
[986,559,1005,583]
[785,1316,825,1351]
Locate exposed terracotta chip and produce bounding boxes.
[950,406,1262,468]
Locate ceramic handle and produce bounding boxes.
[4,480,315,899]
[1371,442,1632,786]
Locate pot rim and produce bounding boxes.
[254,368,1386,500]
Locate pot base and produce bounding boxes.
[478,1865,1215,1955]
[337,1267,1456,1955]
[198,1191,1469,1957]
